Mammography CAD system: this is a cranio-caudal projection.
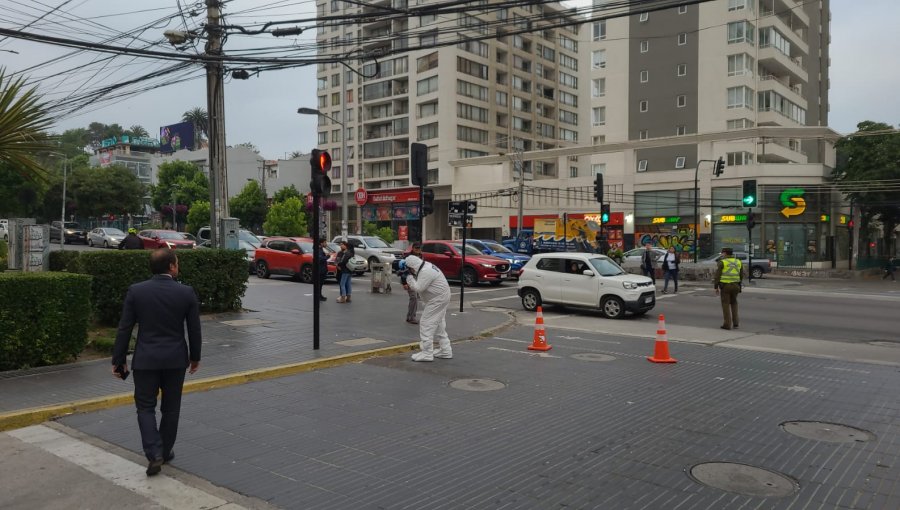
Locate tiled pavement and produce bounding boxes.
[60,326,900,509]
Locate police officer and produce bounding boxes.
[119,228,144,250]
[714,247,744,330]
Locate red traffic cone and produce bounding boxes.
[528,306,552,351]
[647,314,676,363]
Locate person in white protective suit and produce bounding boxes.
[402,255,453,362]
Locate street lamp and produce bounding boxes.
[299,105,349,241]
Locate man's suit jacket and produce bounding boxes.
[113,275,202,370]
[641,250,657,270]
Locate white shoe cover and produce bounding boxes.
[411,351,434,362]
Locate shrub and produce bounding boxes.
[69,249,247,325]
[0,240,6,271]
[0,272,92,370]
[48,249,82,272]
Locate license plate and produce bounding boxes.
[499,273,507,279]
[644,296,653,304]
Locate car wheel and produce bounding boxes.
[751,266,764,279]
[521,288,542,311]
[300,264,313,284]
[461,267,478,287]
[367,257,379,270]
[601,296,626,319]
[256,260,270,279]
[354,271,364,277]
[88,238,93,247]
[103,240,109,248]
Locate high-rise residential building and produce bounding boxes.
[314,0,589,241]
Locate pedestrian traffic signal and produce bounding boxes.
[310,149,332,197]
[742,179,757,207]
[411,143,428,187]
[714,157,726,177]
[600,203,611,223]
[593,173,604,203]
[747,211,756,230]
[422,188,434,216]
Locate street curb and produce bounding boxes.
[0,309,517,433]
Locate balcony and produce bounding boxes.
[758,46,807,83]
[758,74,806,110]
[758,16,809,56]
[758,138,808,164]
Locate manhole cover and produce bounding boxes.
[689,462,798,498]
[449,378,506,391]
[571,353,616,362]
[781,421,875,443]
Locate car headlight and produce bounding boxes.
[480,263,495,268]
[65,230,75,234]
[623,281,638,290]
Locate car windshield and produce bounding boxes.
[157,231,184,240]
[452,244,483,256]
[484,242,512,253]
[588,257,626,276]
[180,233,196,241]
[240,230,261,247]
[298,242,313,252]
[63,222,79,229]
[363,236,390,248]
[238,240,254,251]
[103,228,125,236]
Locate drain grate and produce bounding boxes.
[689,462,798,498]
[449,378,506,392]
[780,421,875,443]
[571,353,616,362]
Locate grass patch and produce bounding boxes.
[80,325,134,361]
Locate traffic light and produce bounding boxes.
[742,179,757,207]
[593,173,604,203]
[747,211,756,230]
[411,143,428,187]
[714,157,726,177]
[309,149,332,197]
[600,203,611,223]
[422,188,434,216]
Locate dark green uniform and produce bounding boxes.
[714,256,744,330]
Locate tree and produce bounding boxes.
[263,197,307,237]
[362,221,395,243]
[87,122,124,148]
[186,200,210,235]
[151,161,209,226]
[126,125,148,137]
[288,151,304,159]
[234,142,260,154]
[834,121,900,256]
[273,184,301,204]
[181,107,208,149]
[0,161,41,217]
[229,180,268,232]
[69,164,144,218]
[0,68,54,182]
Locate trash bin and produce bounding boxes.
[370,262,392,294]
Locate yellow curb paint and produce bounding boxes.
[0,342,419,432]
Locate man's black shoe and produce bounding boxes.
[146,458,163,476]
[319,296,327,301]
[720,325,731,330]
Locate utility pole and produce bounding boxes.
[341,67,349,241]
[513,148,524,246]
[60,158,67,250]
[205,0,229,248]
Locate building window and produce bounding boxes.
[677,95,687,108]
[727,54,754,76]
[318,132,327,144]
[496,91,508,106]
[639,100,648,112]
[457,102,489,123]
[640,70,648,83]
[637,160,648,172]
[559,72,578,89]
[639,12,649,22]
[592,78,606,97]
[560,128,578,142]
[727,151,754,166]
[592,163,606,176]
[727,118,754,130]
[678,5,687,14]
[727,21,755,45]
[727,86,754,109]
[417,76,438,95]
[592,107,606,126]
[457,57,488,80]
[676,125,686,136]
[677,63,687,76]
[558,109,578,125]
[457,80,488,101]
[317,77,327,90]
[728,0,749,11]
[675,157,686,169]
[569,166,579,178]
[457,125,488,144]
[592,50,606,69]
[593,20,606,41]
[640,40,649,53]
[678,33,687,45]
[416,52,439,73]
[593,135,606,145]
[639,130,648,140]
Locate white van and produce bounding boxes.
[331,235,403,269]
[517,253,656,319]
[0,219,8,241]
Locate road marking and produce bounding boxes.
[471,295,520,305]
[488,347,561,358]
[655,290,697,300]
[7,425,245,510]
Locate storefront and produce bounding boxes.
[633,190,698,259]
[360,187,421,242]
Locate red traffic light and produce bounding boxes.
[310,149,332,174]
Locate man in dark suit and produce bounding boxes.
[112,248,201,476]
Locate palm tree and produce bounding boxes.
[127,124,149,137]
[0,68,53,181]
[181,107,208,149]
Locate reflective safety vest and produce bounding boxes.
[720,257,742,284]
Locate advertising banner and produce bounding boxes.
[159,121,195,153]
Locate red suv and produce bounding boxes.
[138,229,196,249]
[253,237,336,283]
[413,240,510,286]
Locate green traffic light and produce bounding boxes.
[742,196,755,206]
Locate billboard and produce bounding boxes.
[159,121,195,153]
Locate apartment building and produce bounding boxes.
[314,0,589,240]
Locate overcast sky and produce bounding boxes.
[0,0,897,159]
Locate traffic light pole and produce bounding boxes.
[460,200,467,313]
[419,183,424,242]
[747,207,753,282]
[312,193,321,350]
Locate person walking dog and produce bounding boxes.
[112,249,201,476]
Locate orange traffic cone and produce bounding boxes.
[647,314,676,363]
[528,306,552,351]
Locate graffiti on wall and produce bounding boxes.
[637,233,695,254]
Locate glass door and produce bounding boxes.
[776,224,807,267]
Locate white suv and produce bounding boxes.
[332,235,404,269]
[0,219,8,241]
[517,253,656,319]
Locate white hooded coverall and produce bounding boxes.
[404,255,452,360]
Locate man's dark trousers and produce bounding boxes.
[720,282,740,329]
[134,368,186,461]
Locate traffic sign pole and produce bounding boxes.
[460,200,467,313]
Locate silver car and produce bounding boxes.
[87,227,127,248]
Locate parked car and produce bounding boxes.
[518,253,656,318]
[49,221,88,244]
[253,237,337,282]
[0,219,8,241]
[332,235,404,270]
[197,226,262,248]
[137,229,196,250]
[87,227,126,248]
[466,239,531,277]
[412,240,510,286]
[699,251,772,279]
[621,247,667,265]
[326,242,368,275]
[198,238,257,273]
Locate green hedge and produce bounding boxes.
[48,249,82,272]
[66,249,248,325]
[0,272,92,370]
[0,240,6,272]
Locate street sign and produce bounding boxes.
[449,200,477,215]
[466,201,477,214]
[449,201,464,214]
[354,188,368,207]
[448,213,473,227]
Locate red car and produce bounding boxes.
[412,240,511,286]
[253,237,337,283]
[137,229,196,249]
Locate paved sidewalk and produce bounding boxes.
[54,327,900,509]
